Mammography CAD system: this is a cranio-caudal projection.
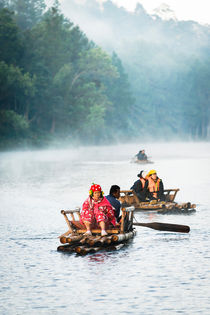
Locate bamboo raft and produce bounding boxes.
[131,158,154,164]
[119,189,196,214]
[57,207,136,255]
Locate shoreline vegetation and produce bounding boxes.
[0,0,210,150]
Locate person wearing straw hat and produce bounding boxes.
[130,170,148,201]
[145,170,165,201]
[80,183,117,236]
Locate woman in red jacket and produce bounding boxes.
[80,184,117,236]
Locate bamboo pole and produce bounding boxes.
[57,244,78,252]
[96,236,112,245]
[58,230,72,239]
[76,228,120,234]
[70,213,75,221]
[76,211,81,219]
[60,234,84,244]
[61,211,74,234]
[87,236,102,246]
[79,236,91,245]
[74,246,101,255]
[111,231,136,242]
[120,210,126,233]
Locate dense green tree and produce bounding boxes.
[0,109,29,144]
[0,61,36,117]
[104,52,135,138]
[10,0,46,30]
[0,0,9,9]
[2,0,210,148]
[21,6,92,134]
[63,0,210,140]
[0,8,23,65]
[182,59,210,139]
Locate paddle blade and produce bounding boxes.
[133,222,190,233]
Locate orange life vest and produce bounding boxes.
[147,177,161,199]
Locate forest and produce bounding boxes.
[0,0,210,149]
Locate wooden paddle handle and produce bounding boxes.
[133,222,190,233]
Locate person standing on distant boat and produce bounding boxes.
[106,185,121,220]
[136,149,147,161]
[145,170,165,201]
[80,184,117,236]
[130,170,148,201]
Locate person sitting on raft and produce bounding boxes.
[136,149,147,161]
[130,170,148,202]
[80,183,117,236]
[145,170,165,201]
[106,185,121,220]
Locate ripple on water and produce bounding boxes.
[0,143,210,314]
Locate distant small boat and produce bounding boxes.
[131,156,154,164]
[119,189,196,214]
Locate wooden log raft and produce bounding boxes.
[119,189,196,214]
[158,202,196,214]
[57,206,136,255]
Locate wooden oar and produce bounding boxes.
[133,222,190,233]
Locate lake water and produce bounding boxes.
[0,142,210,315]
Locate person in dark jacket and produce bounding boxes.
[130,170,148,201]
[145,170,165,201]
[136,150,147,161]
[106,185,121,219]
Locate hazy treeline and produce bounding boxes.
[61,0,210,140]
[0,0,134,148]
[0,0,210,149]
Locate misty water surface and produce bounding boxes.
[0,142,210,314]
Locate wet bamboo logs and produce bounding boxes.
[57,243,78,253]
[175,202,196,209]
[96,236,112,245]
[106,243,125,251]
[86,236,102,246]
[138,203,164,210]
[161,203,176,211]
[74,246,101,255]
[79,235,113,246]
[86,235,113,246]
[60,234,83,244]
[111,231,136,243]
[79,236,89,245]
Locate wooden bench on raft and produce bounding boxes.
[59,206,135,239]
[119,188,180,206]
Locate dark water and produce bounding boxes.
[0,142,210,314]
